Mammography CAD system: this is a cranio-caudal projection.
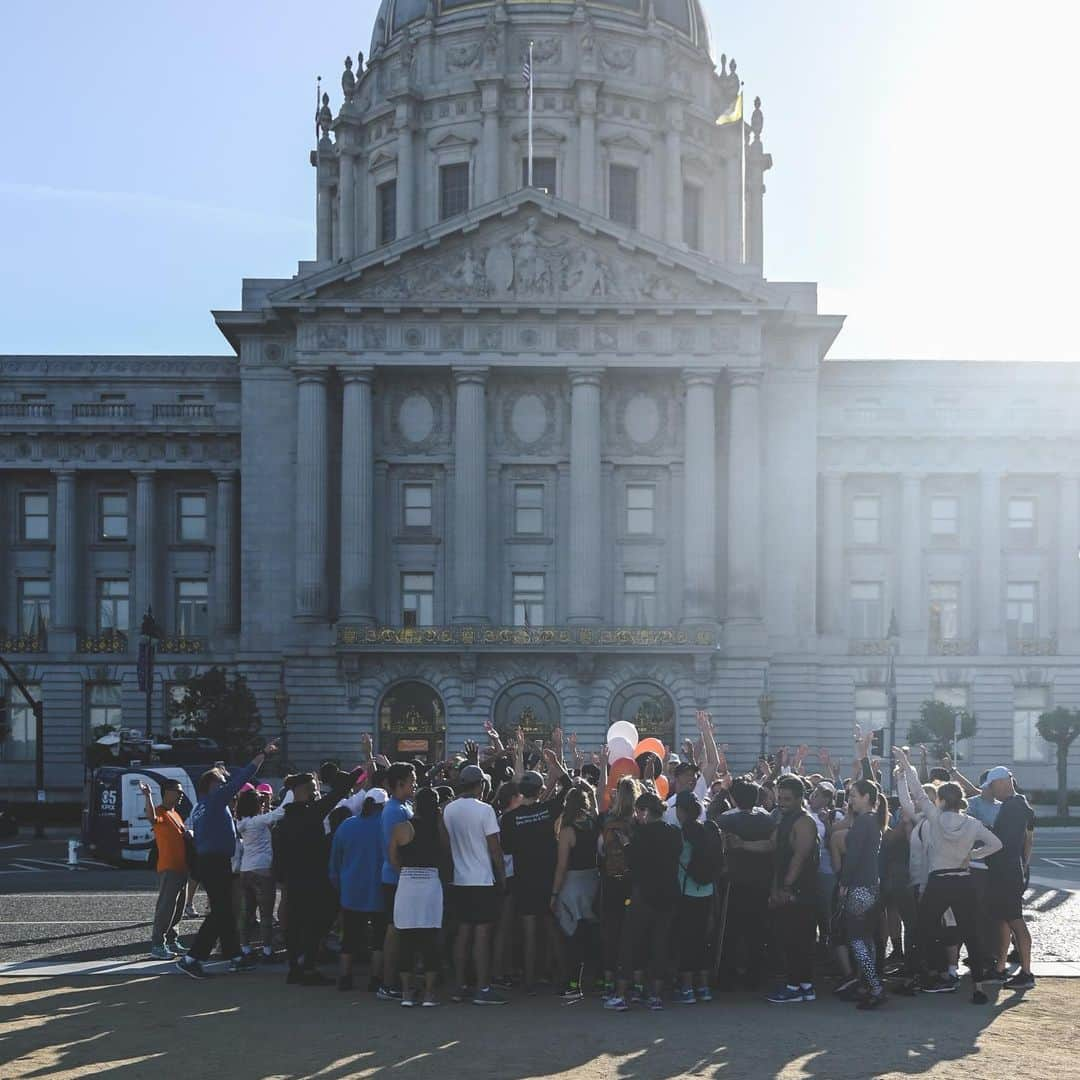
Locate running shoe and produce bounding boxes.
[1003,971,1035,991]
[560,981,584,1002]
[376,985,403,1001]
[766,985,808,1004]
[920,975,958,994]
[400,997,416,1007]
[676,988,696,1005]
[175,955,209,980]
[150,945,172,960]
[604,996,630,1012]
[800,984,816,1002]
[421,998,440,1008]
[647,996,664,1011]
[183,906,200,919]
[165,938,187,955]
[695,986,713,1003]
[983,969,1008,984]
[472,987,508,1005]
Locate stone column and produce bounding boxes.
[681,371,718,622]
[900,474,924,648]
[822,472,845,635]
[453,368,490,623]
[52,470,77,638]
[134,470,156,629]
[978,470,1003,653]
[724,150,743,263]
[478,79,500,202]
[295,369,329,620]
[665,109,683,246]
[316,177,333,263]
[726,368,766,645]
[339,369,376,624]
[1058,473,1080,646]
[395,102,415,238]
[576,81,599,213]
[214,470,238,634]
[338,152,355,260]
[567,368,603,623]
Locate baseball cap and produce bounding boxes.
[981,766,1013,790]
[365,787,388,805]
[459,764,486,787]
[519,770,544,794]
[815,781,837,796]
[255,783,274,795]
[238,783,256,794]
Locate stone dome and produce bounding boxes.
[369,0,712,55]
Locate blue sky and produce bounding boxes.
[2,1,1076,360]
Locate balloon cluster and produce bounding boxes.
[604,721,669,801]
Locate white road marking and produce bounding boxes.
[0,844,28,850]
[1,921,148,926]
[0,892,158,898]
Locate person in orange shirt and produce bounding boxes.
[139,779,190,959]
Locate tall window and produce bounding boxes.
[609,164,638,228]
[88,682,122,735]
[930,496,959,539]
[20,493,49,541]
[624,573,657,626]
[401,573,434,627]
[849,582,883,638]
[929,582,961,641]
[626,485,655,535]
[18,579,50,637]
[99,493,129,541]
[176,580,209,636]
[178,494,208,542]
[1007,496,1036,547]
[1005,582,1038,644]
[377,179,397,246]
[439,163,470,220]
[3,682,40,762]
[852,495,881,545]
[97,579,130,634]
[1014,686,1051,762]
[403,484,433,529]
[513,484,544,535]
[682,182,703,251]
[855,686,888,756]
[512,573,545,626]
[522,156,557,196]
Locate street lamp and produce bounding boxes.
[274,668,290,769]
[757,666,774,760]
[137,607,162,738]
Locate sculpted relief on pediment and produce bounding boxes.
[324,217,731,307]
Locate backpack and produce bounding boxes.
[602,817,632,879]
[685,819,724,887]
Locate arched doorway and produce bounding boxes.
[609,681,676,748]
[493,680,561,750]
[378,681,446,765]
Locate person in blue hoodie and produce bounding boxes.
[329,787,388,991]
[176,742,276,980]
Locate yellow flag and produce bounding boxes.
[715,92,743,126]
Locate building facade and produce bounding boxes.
[2,0,1077,799]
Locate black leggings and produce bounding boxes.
[915,872,983,981]
[398,928,440,973]
[622,896,673,981]
[773,902,817,987]
[678,894,712,971]
[601,887,628,976]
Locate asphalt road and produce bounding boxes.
[2,831,1079,970]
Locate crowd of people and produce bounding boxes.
[142,712,1038,1010]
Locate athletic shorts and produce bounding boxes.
[513,875,554,917]
[382,883,398,924]
[341,908,388,956]
[987,872,1024,922]
[454,885,499,926]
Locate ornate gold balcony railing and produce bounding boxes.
[77,630,129,654]
[336,624,717,649]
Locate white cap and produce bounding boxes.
[981,765,1013,790]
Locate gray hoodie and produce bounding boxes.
[898,764,1002,875]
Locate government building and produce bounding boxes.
[2,0,1077,801]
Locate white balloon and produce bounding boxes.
[607,736,636,763]
[607,721,639,748]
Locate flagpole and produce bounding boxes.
[527,40,534,188]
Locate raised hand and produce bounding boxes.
[551,727,564,753]
[464,740,480,764]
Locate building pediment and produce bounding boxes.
[268,191,768,312]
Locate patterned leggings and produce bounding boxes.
[845,885,882,996]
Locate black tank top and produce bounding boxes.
[569,820,598,870]
[776,808,820,904]
[399,821,441,869]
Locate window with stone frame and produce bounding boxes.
[930,495,960,539]
[3,682,40,762]
[439,163,470,220]
[97,579,130,634]
[18,579,50,637]
[683,182,704,251]
[626,484,655,536]
[88,682,122,738]
[401,573,434,628]
[624,573,658,626]
[852,495,881,545]
[99,492,129,541]
[929,582,961,642]
[1014,685,1051,763]
[849,582,883,639]
[513,484,544,535]
[608,164,639,228]
[1007,496,1036,548]
[377,179,397,246]
[1005,582,1038,644]
[178,493,208,542]
[512,573,545,627]
[522,156,557,196]
[20,492,49,541]
[176,579,209,637]
[403,484,433,529]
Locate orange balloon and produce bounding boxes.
[654,775,670,800]
[606,756,640,792]
[634,738,667,761]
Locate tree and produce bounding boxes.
[1036,707,1080,818]
[908,699,977,761]
[169,667,263,761]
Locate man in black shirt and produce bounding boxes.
[984,766,1036,989]
[499,770,561,993]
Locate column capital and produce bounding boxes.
[131,468,156,480]
[294,366,330,385]
[212,468,239,483]
[452,365,490,386]
[680,369,722,388]
[341,366,376,385]
[727,366,764,389]
[568,366,604,388]
[52,467,77,480]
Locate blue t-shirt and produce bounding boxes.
[380,797,413,884]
